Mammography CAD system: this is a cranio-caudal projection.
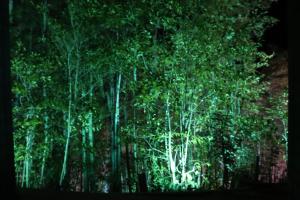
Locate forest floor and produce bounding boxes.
[14,183,288,200]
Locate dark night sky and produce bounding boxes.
[262,0,287,51]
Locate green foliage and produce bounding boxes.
[11,0,285,192]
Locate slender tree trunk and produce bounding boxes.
[39,116,49,186]
[132,66,139,191]
[124,105,132,193]
[165,93,177,185]
[88,79,95,191]
[8,0,13,23]
[22,129,34,188]
[255,144,261,182]
[81,128,88,192]
[39,86,49,186]
[221,130,230,189]
[125,143,132,193]
[110,73,122,192]
[21,159,26,187]
[59,54,73,187]
[41,0,48,35]
[282,120,288,161]
[181,104,193,185]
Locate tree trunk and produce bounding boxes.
[110,73,122,192]
[165,93,177,186]
[138,172,148,192]
[222,131,230,189]
[59,53,73,187]
[8,0,13,23]
[22,129,34,188]
[124,105,132,193]
[132,66,139,191]
[81,128,88,192]
[39,86,49,186]
[88,79,95,191]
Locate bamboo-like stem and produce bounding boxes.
[39,86,49,186]
[166,93,177,185]
[59,52,73,187]
[88,75,95,191]
[110,72,122,192]
[82,128,88,191]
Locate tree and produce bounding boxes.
[10,0,284,192]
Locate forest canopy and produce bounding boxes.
[10,0,287,193]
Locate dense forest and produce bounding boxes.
[10,0,288,193]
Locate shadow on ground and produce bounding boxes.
[15,183,288,200]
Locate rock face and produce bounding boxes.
[258,144,287,183]
[257,50,288,183]
[261,50,288,95]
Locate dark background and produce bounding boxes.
[263,0,287,51]
[1,0,299,200]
